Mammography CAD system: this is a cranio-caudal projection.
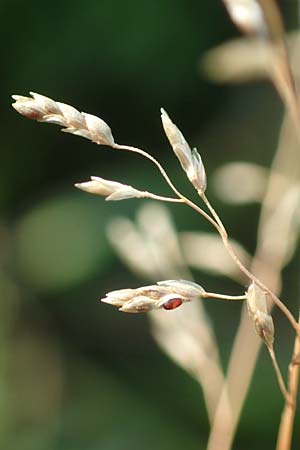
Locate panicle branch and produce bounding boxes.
[102,279,246,313]
[12,92,298,329]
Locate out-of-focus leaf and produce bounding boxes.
[180,231,250,283]
[257,183,300,269]
[136,203,191,279]
[107,216,160,280]
[202,32,300,84]
[202,37,272,83]
[108,203,225,423]
[14,193,110,292]
[212,162,268,204]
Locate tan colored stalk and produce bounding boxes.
[200,192,298,330]
[203,293,246,301]
[112,144,221,232]
[274,0,300,440]
[268,345,291,402]
[276,313,300,450]
[207,3,300,444]
[207,112,300,450]
[274,1,300,436]
[259,0,300,135]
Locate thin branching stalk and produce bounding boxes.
[111,2,300,446]
[198,192,299,331]
[203,292,247,301]
[200,190,299,329]
[117,139,297,331]
[270,57,300,140]
[268,345,291,402]
[113,143,223,232]
[221,235,299,331]
[10,93,299,332]
[274,4,300,440]
[127,138,299,333]
[200,192,228,236]
[276,314,300,449]
[143,193,184,203]
[208,110,300,450]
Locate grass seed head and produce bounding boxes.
[101,280,205,313]
[12,92,115,147]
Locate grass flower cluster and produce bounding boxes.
[12,1,300,449]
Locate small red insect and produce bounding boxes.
[162,297,183,310]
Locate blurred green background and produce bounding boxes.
[2,1,300,449]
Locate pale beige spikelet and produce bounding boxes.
[12,93,60,121]
[160,108,207,192]
[189,148,207,193]
[79,113,113,145]
[157,279,205,298]
[12,92,115,147]
[160,108,193,172]
[75,176,145,201]
[246,282,274,347]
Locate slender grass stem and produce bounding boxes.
[268,345,290,403]
[145,193,185,203]
[203,292,246,301]
[200,192,228,236]
[276,313,300,450]
[113,143,222,232]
